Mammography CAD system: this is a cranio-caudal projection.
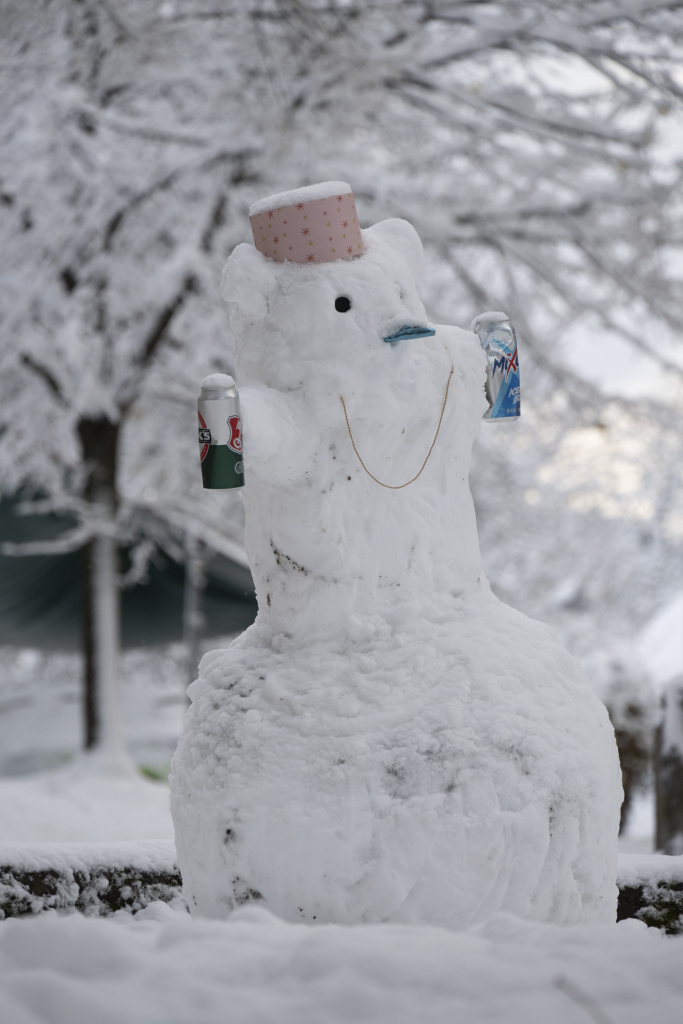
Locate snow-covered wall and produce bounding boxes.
[0,840,182,918]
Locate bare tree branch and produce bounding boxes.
[20,355,69,408]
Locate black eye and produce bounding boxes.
[335,296,351,313]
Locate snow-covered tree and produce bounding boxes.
[1,0,682,765]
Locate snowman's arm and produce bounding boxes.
[437,324,486,381]
[238,383,298,467]
[238,383,310,483]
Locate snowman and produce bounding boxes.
[170,182,622,926]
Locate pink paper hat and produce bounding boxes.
[249,181,364,264]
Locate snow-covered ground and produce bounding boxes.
[0,643,185,842]
[0,758,173,843]
[0,640,676,1024]
[0,663,674,1024]
[0,643,193,779]
[1,902,681,1024]
[618,792,656,856]
[0,633,676,1024]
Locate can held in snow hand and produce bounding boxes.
[197,374,244,489]
[471,312,520,422]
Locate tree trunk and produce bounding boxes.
[78,417,133,774]
[654,678,683,855]
[614,727,643,834]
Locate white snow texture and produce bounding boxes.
[201,373,235,390]
[2,909,681,1024]
[248,181,352,217]
[170,215,622,927]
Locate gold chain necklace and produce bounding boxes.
[340,366,453,489]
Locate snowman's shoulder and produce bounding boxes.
[432,323,486,382]
[432,322,481,352]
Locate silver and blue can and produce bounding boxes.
[471,312,520,422]
[198,374,244,489]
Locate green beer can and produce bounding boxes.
[198,374,244,490]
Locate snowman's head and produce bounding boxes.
[221,219,433,390]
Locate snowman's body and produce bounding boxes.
[170,217,622,926]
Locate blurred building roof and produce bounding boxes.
[0,499,257,650]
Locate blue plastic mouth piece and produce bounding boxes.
[383,325,436,344]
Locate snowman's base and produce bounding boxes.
[171,591,622,928]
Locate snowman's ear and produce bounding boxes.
[220,243,277,319]
[363,218,425,278]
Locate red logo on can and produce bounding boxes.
[505,345,519,380]
[228,415,242,454]
[198,411,209,463]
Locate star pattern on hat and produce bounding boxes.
[250,191,364,264]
